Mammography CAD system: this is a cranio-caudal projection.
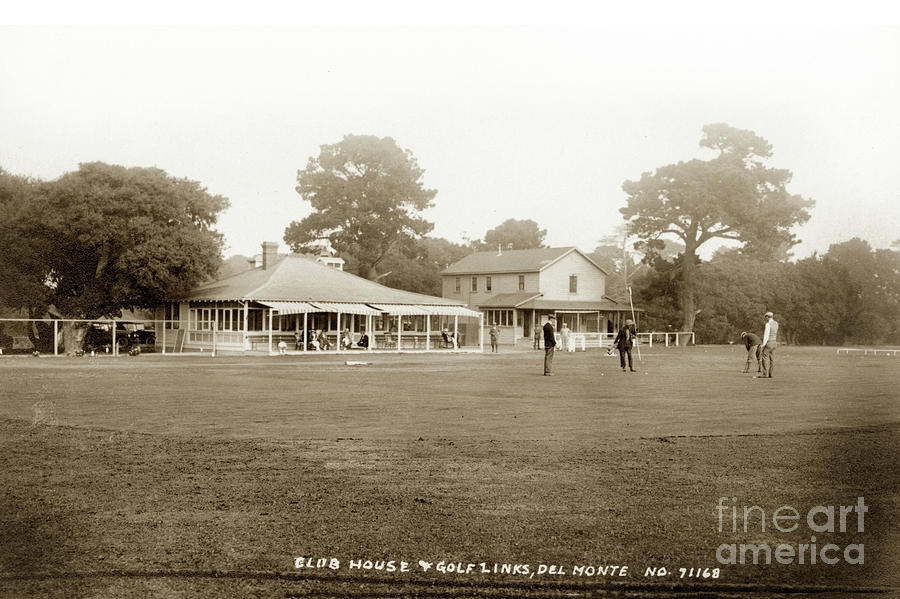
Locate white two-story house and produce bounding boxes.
[441,247,637,346]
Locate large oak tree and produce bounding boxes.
[17,162,229,351]
[621,123,814,332]
[285,135,436,279]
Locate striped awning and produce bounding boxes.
[310,302,382,316]
[421,305,482,318]
[369,304,434,316]
[257,301,317,315]
[370,304,482,318]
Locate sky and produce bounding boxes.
[2,3,899,260]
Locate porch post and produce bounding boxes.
[162,316,166,355]
[243,301,249,351]
[303,311,308,352]
[212,311,218,357]
[479,313,484,352]
[425,314,431,351]
[532,310,536,349]
[268,308,273,354]
[53,319,58,356]
[512,309,518,345]
[367,314,372,352]
[453,315,459,349]
[397,314,402,352]
[111,318,116,355]
[337,312,342,353]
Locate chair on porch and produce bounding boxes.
[382,332,396,349]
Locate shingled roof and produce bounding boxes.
[185,254,464,306]
[441,247,607,275]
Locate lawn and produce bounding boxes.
[1,346,898,598]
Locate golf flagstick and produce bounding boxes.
[628,285,642,362]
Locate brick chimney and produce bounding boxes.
[261,242,278,270]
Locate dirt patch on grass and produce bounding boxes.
[1,418,897,598]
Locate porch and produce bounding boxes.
[166,300,483,354]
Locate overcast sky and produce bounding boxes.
[2,4,899,260]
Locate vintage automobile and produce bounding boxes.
[83,322,155,352]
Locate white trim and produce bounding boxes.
[311,302,382,316]
[257,300,317,315]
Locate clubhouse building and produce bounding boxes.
[441,246,637,347]
[155,242,481,354]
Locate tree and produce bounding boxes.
[0,168,46,313]
[822,238,900,344]
[378,236,471,296]
[285,135,436,279]
[19,162,229,351]
[480,218,546,251]
[621,124,814,332]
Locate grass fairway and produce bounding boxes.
[1,346,898,598]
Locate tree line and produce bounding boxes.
[2,128,897,350]
[607,239,900,346]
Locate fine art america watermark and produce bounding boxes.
[715,497,868,565]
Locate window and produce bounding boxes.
[471,276,477,292]
[486,276,492,292]
[485,309,514,326]
[455,277,460,293]
[518,275,525,291]
[569,275,578,293]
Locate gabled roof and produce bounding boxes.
[517,298,639,312]
[441,247,608,275]
[476,295,637,312]
[476,293,543,308]
[185,254,463,306]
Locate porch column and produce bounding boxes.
[512,309,518,345]
[162,316,166,355]
[303,311,308,352]
[212,311,218,357]
[532,310,536,349]
[268,308,273,354]
[111,318,116,355]
[425,314,431,351]
[479,313,484,352]
[53,319,58,356]
[367,314,372,352]
[397,315,402,352]
[453,315,458,349]
[336,312,341,353]
[243,301,249,351]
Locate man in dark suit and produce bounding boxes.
[613,319,636,372]
[543,315,557,376]
[740,331,762,374]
